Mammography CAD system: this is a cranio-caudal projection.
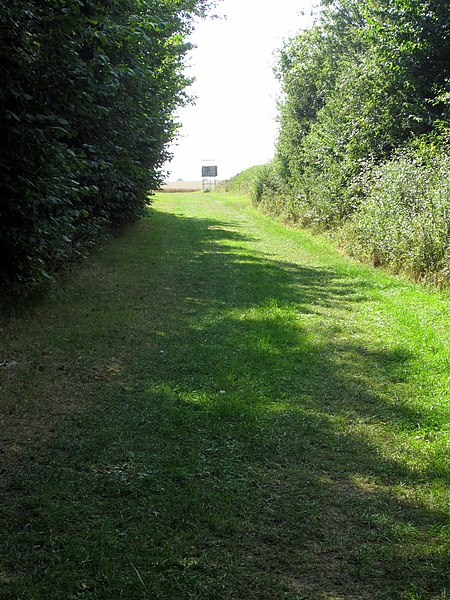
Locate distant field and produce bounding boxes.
[160,181,203,192]
[160,181,222,192]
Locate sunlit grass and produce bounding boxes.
[0,192,449,599]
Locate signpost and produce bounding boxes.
[202,163,218,190]
[202,165,218,178]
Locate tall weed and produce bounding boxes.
[341,145,450,281]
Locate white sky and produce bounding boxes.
[163,0,316,182]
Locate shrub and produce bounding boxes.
[0,0,212,291]
[341,142,450,281]
[220,163,290,218]
[219,166,268,196]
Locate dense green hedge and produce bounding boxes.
[219,164,284,205]
[341,143,450,281]
[0,0,212,290]
[246,0,450,281]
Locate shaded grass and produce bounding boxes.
[1,192,449,599]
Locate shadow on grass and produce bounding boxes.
[2,208,448,599]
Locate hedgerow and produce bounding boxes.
[0,0,213,290]
[251,0,450,281]
[218,165,266,197]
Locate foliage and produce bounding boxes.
[218,165,266,196]
[341,141,450,282]
[0,0,213,289]
[220,163,285,213]
[259,0,450,279]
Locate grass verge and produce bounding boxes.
[1,192,449,599]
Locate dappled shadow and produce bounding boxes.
[131,209,447,597]
[2,206,448,598]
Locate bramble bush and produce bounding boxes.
[341,142,450,281]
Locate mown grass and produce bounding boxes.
[1,192,449,599]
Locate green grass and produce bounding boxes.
[1,192,449,599]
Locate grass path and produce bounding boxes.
[1,192,449,599]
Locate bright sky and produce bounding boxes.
[163,0,316,182]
